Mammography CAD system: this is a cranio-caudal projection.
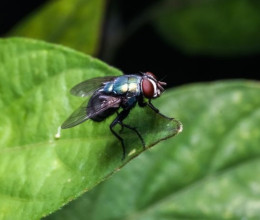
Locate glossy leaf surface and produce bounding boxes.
[48,80,260,219]
[0,38,181,219]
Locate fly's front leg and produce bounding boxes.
[147,99,173,120]
[138,97,173,120]
[138,96,147,107]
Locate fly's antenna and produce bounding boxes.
[159,75,167,82]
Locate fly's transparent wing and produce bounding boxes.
[61,100,89,129]
[70,76,117,97]
[61,95,121,129]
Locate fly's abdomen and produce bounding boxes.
[103,75,141,95]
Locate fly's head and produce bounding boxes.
[141,72,167,99]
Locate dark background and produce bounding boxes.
[1,0,260,88]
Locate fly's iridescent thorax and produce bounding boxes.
[103,75,142,96]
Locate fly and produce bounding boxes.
[61,72,172,159]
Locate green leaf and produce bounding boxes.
[153,0,260,55]
[47,80,260,219]
[8,0,106,55]
[0,38,181,220]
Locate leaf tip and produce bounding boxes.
[175,119,183,134]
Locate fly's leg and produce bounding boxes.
[138,97,173,120]
[116,111,124,133]
[110,119,126,160]
[110,109,146,160]
[110,109,130,160]
[118,121,145,150]
[147,100,173,120]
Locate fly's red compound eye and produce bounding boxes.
[142,78,154,98]
[145,72,157,80]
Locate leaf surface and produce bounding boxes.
[0,38,181,220]
[47,80,260,220]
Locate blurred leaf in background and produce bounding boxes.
[47,80,260,220]
[152,0,260,55]
[8,0,106,55]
